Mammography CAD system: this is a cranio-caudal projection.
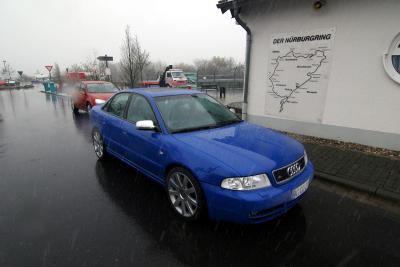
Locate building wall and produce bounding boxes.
[240,0,400,150]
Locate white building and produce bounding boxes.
[217,0,400,150]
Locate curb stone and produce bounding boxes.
[40,90,70,98]
[315,171,400,203]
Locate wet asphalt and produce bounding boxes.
[0,87,399,267]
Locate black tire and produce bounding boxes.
[71,102,79,115]
[166,167,205,221]
[86,102,92,113]
[92,128,108,160]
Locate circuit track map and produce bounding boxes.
[268,49,327,112]
[265,28,335,122]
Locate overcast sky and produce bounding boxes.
[0,0,245,75]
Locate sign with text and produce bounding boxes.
[266,28,336,123]
[97,56,113,61]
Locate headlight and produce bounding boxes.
[304,150,308,165]
[95,99,106,105]
[221,174,271,190]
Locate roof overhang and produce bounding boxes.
[216,0,248,15]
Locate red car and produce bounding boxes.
[71,81,118,114]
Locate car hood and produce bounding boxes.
[88,92,114,100]
[173,122,304,177]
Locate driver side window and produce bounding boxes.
[126,94,157,123]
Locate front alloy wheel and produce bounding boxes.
[167,168,204,220]
[92,129,107,160]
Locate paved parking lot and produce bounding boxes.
[0,87,400,266]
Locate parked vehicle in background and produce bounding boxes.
[164,68,188,88]
[141,65,190,88]
[139,80,160,88]
[71,81,118,114]
[6,80,16,86]
[90,88,314,224]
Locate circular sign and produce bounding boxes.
[383,33,400,84]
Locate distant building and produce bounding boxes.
[217,0,400,150]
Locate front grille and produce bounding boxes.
[272,156,305,184]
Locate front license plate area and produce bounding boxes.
[291,180,309,199]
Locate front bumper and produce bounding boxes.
[201,162,314,224]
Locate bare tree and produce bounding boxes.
[69,64,84,72]
[195,56,237,76]
[193,59,208,75]
[68,52,105,80]
[120,25,149,87]
[142,60,166,80]
[2,62,15,79]
[120,26,137,87]
[82,53,105,80]
[52,63,62,84]
[136,40,150,82]
[174,62,196,72]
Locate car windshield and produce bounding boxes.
[87,83,118,93]
[155,94,242,133]
[171,72,185,78]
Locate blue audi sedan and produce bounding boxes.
[90,88,313,224]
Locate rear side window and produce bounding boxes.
[105,93,130,117]
[126,95,157,123]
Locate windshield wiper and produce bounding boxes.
[172,120,243,134]
[216,119,243,126]
[172,124,219,134]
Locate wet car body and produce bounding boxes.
[71,81,117,112]
[90,88,314,223]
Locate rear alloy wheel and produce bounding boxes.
[92,129,107,160]
[86,103,92,113]
[167,168,204,221]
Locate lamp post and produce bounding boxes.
[97,55,113,81]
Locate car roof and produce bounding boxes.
[125,88,203,98]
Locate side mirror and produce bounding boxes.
[136,120,156,131]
